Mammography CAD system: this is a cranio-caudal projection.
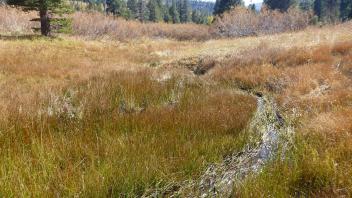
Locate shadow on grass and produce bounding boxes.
[0,34,57,41]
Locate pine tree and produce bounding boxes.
[314,0,322,18]
[340,0,352,21]
[162,1,172,22]
[191,10,208,24]
[179,0,190,23]
[137,0,148,22]
[314,0,340,22]
[249,3,256,11]
[107,0,130,18]
[213,0,220,14]
[299,0,314,11]
[213,0,243,15]
[324,0,340,22]
[7,0,71,36]
[169,0,180,23]
[264,0,297,12]
[127,0,138,19]
[147,0,163,22]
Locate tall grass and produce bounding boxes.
[0,38,256,196]
[210,39,352,196]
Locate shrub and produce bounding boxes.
[0,6,35,34]
[210,7,312,38]
[72,12,211,41]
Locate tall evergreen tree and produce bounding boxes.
[213,0,220,14]
[7,0,71,36]
[314,0,322,18]
[314,0,340,22]
[180,0,190,23]
[191,10,208,24]
[264,0,297,12]
[107,0,130,18]
[299,0,314,11]
[249,3,256,11]
[340,0,352,21]
[169,0,180,23]
[137,0,148,22]
[147,0,163,22]
[213,0,243,15]
[127,0,138,19]
[163,5,171,22]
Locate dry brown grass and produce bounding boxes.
[0,6,36,34]
[0,69,256,196]
[0,35,257,196]
[1,15,352,196]
[206,31,352,196]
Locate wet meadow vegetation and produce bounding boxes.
[0,5,352,197]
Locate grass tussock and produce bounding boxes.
[208,36,352,197]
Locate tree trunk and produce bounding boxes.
[39,9,50,36]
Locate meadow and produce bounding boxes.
[1,5,352,197]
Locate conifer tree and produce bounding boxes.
[127,0,138,19]
[137,0,148,22]
[179,0,190,23]
[264,0,297,12]
[107,0,130,18]
[7,0,71,36]
[213,0,220,14]
[299,0,314,11]
[314,0,322,18]
[162,4,172,22]
[314,0,340,22]
[324,0,340,22]
[169,0,180,23]
[147,0,163,22]
[213,0,242,15]
[249,3,256,11]
[340,0,352,21]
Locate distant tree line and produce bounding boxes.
[214,0,352,22]
[70,0,213,24]
[3,0,352,36]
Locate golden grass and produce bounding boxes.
[0,36,256,196]
[205,26,352,197]
[0,17,352,196]
[0,71,256,196]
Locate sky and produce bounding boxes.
[243,0,263,6]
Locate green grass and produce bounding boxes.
[0,70,256,197]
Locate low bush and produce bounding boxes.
[0,6,35,34]
[72,12,211,41]
[210,7,311,37]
